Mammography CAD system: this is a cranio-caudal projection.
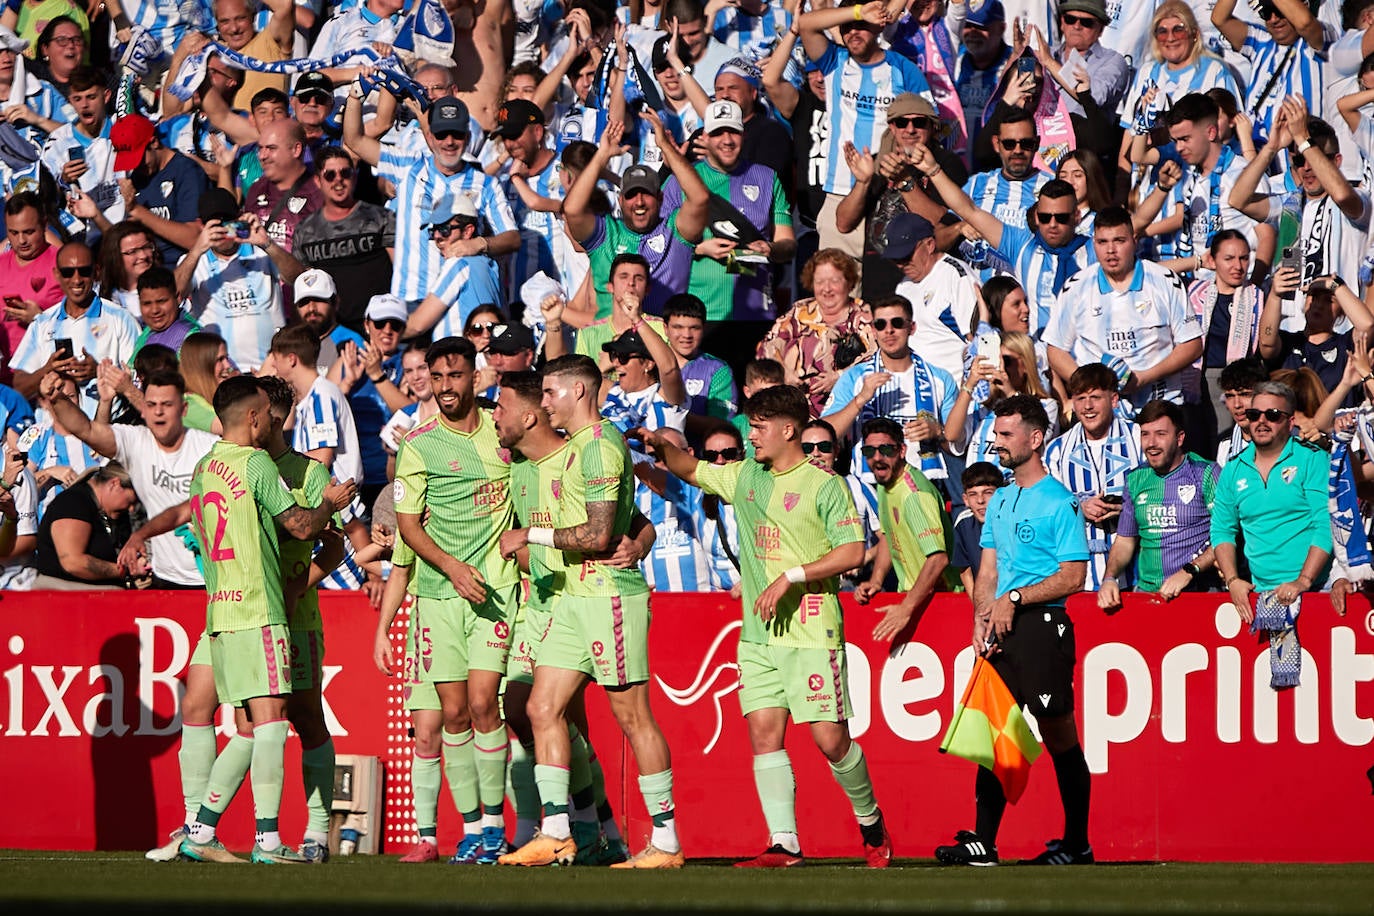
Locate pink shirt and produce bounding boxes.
[0,246,63,367]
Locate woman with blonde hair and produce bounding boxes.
[756,248,874,416]
[1117,1,1240,176]
[947,330,1062,470]
[180,333,239,433]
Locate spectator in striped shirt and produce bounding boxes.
[960,108,1051,236]
[1212,0,1331,142]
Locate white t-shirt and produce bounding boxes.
[894,254,980,383]
[112,424,219,586]
[0,460,38,589]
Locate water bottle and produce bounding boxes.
[339,828,360,856]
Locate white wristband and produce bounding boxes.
[527,527,555,548]
[784,565,807,585]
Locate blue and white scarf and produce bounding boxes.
[1176,145,1236,263]
[393,0,455,63]
[168,44,427,110]
[1252,591,1301,690]
[1330,434,1373,582]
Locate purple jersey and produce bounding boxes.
[1117,453,1220,592]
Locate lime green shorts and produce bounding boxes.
[403,618,441,711]
[209,624,293,705]
[505,601,554,686]
[537,592,650,687]
[415,583,519,683]
[190,630,211,668]
[290,628,325,692]
[737,641,851,724]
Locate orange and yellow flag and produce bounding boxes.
[938,655,1042,803]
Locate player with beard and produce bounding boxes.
[393,336,519,865]
[935,394,1091,867]
[641,385,893,869]
[854,417,956,639]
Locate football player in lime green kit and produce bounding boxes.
[642,384,895,869]
[259,375,348,863]
[393,336,520,865]
[494,370,657,863]
[854,417,958,637]
[180,376,356,865]
[497,354,682,869]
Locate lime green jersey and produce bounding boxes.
[877,466,957,593]
[393,409,518,600]
[273,449,331,633]
[511,443,572,611]
[557,421,648,598]
[696,457,863,649]
[190,440,297,633]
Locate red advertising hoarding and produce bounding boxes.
[1,590,1369,861]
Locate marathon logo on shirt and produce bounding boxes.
[841,87,897,114]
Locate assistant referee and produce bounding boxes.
[934,395,1093,867]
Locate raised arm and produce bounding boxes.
[1211,0,1248,51]
[39,372,117,457]
[563,120,625,245]
[911,143,1002,248]
[624,295,685,406]
[649,109,710,243]
[342,80,383,168]
[639,428,705,485]
[1286,98,1365,220]
[261,0,297,56]
[799,1,892,63]
[762,19,802,118]
[275,478,355,541]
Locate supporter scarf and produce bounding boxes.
[1329,436,1373,581]
[1039,231,1090,297]
[895,19,967,157]
[1176,145,1236,262]
[1050,416,1138,553]
[1300,192,1330,292]
[169,45,426,109]
[393,0,455,64]
[983,53,1075,173]
[1189,279,1261,364]
[1130,76,1166,136]
[1251,591,1301,690]
[587,40,675,148]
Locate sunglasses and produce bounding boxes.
[1244,408,1291,422]
[433,130,468,142]
[801,440,835,455]
[1061,12,1099,27]
[890,116,934,130]
[431,223,467,238]
[1258,4,1282,19]
[963,21,991,33]
[702,447,742,462]
[321,166,355,182]
[296,90,333,105]
[1154,23,1189,38]
[871,317,908,331]
[1000,137,1039,151]
[861,444,901,459]
[58,265,94,277]
[372,318,405,332]
[609,351,646,364]
[467,322,497,334]
[1036,211,1075,225]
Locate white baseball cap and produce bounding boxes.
[365,294,408,324]
[293,268,336,303]
[704,100,744,135]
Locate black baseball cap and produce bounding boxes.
[602,330,651,358]
[293,71,333,98]
[198,188,240,223]
[621,164,661,198]
[493,99,544,138]
[429,95,471,135]
[488,323,536,354]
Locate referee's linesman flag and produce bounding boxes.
[939,655,1042,804]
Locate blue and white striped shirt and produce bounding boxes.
[377,148,517,305]
[993,223,1097,335]
[1238,27,1329,139]
[816,44,932,194]
[964,169,1050,233]
[186,243,285,373]
[10,296,140,417]
[499,158,566,303]
[1119,58,1241,132]
[635,475,713,593]
[428,255,504,340]
[293,375,363,487]
[1044,416,1143,590]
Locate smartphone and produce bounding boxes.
[67,146,85,162]
[974,330,1002,371]
[54,338,74,361]
[1101,493,1125,506]
[225,220,251,240]
[1279,245,1301,275]
[1016,57,1037,75]
[3,295,20,310]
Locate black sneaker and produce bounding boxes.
[934,830,998,866]
[1019,838,1094,865]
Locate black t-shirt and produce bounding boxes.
[294,201,397,334]
[135,152,210,266]
[35,483,130,585]
[787,89,828,229]
[1279,329,1359,406]
[742,111,795,201]
[1203,292,1234,369]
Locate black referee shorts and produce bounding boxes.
[990,603,1077,719]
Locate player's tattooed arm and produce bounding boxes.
[553,500,617,554]
[275,502,337,541]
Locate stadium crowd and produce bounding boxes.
[0,0,1367,871]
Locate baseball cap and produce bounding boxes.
[429,95,470,135]
[1059,0,1110,23]
[426,192,479,228]
[887,93,938,121]
[966,0,1006,27]
[111,114,156,172]
[365,294,408,324]
[488,323,536,354]
[294,268,336,303]
[881,213,935,261]
[493,99,544,138]
[704,100,745,134]
[198,188,240,223]
[651,35,675,72]
[293,71,333,98]
[621,164,661,198]
[602,330,651,359]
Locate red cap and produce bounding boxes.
[111,114,156,172]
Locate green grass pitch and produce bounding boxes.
[2,852,1372,914]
